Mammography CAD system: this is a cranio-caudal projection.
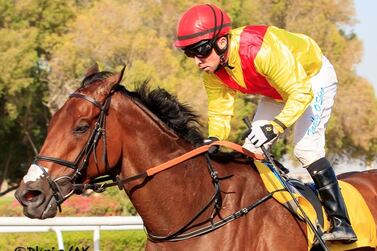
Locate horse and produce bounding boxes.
[15,66,377,251]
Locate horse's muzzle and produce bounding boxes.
[15,180,59,219]
[16,188,45,208]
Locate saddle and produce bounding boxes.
[287,178,325,228]
[254,160,377,251]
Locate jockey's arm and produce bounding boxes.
[254,40,314,133]
[204,73,236,140]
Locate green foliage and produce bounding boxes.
[0,196,23,216]
[0,0,77,188]
[100,231,146,251]
[46,0,207,115]
[104,187,138,216]
[329,78,377,162]
[0,230,146,251]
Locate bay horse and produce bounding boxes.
[15,66,377,251]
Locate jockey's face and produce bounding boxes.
[193,48,220,73]
[190,37,227,73]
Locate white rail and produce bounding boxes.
[0,216,144,251]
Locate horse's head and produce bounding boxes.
[15,64,125,219]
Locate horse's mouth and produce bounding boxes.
[22,195,58,219]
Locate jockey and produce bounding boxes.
[175,4,357,243]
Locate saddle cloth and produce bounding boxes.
[254,160,376,251]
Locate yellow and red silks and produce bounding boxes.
[204,25,323,139]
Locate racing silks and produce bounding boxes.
[204,25,323,140]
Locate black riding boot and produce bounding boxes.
[307,157,357,243]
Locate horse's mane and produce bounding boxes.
[126,82,204,145]
[81,72,204,145]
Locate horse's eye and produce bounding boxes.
[74,124,90,134]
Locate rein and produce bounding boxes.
[73,141,264,192]
[146,156,283,242]
[32,85,280,242]
[72,141,275,242]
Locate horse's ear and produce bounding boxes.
[85,63,99,78]
[107,65,126,87]
[96,65,127,98]
[114,65,126,85]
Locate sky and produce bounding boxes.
[354,0,377,94]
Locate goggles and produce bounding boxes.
[183,40,214,58]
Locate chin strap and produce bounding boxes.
[215,55,233,72]
[213,36,234,72]
[214,36,229,65]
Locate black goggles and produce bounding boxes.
[183,40,214,58]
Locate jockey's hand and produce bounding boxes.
[245,120,278,148]
[203,137,219,155]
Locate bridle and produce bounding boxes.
[31,83,281,242]
[33,85,117,211]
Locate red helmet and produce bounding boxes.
[175,4,232,48]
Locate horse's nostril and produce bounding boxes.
[23,190,42,203]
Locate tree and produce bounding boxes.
[46,0,208,113]
[0,0,76,191]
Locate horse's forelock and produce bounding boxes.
[79,71,121,100]
[81,71,113,88]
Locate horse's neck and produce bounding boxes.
[113,95,266,236]
[114,95,215,234]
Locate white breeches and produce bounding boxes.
[253,56,338,167]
